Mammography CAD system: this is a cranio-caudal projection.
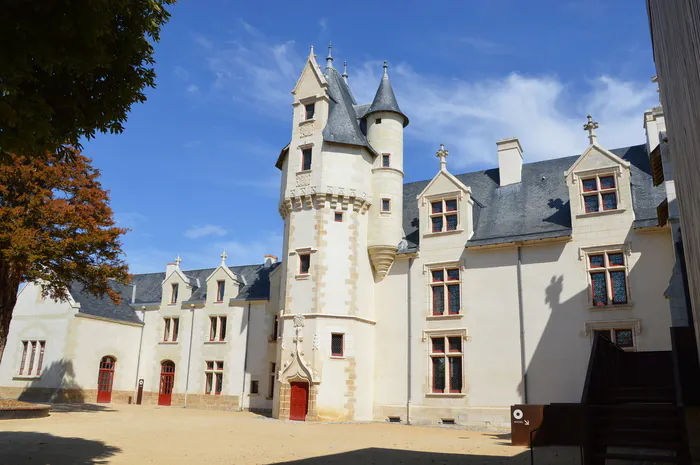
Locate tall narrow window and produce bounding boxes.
[250,380,259,395]
[299,254,311,274]
[302,148,312,171]
[268,363,276,399]
[587,251,629,307]
[164,318,171,341]
[216,281,225,302]
[19,341,28,375]
[382,154,391,167]
[170,283,179,304]
[163,317,179,342]
[172,318,179,342]
[331,333,344,357]
[209,316,218,341]
[582,174,618,213]
[430,336,463,393]
[219,316,227,341]
[430,267,461,316]
[304,103,315,120]
[271,315,279,341]
[205,361,224,395]
[27,341,37,375]
[36,341,45,374]
[381,198,391,212]
[430,199,458,233]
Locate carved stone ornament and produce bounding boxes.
[312,333,320,350]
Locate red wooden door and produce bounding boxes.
[158,361,175,406]
[289,382,308,421]
[96,356,116,403]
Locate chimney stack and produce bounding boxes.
[166,255,182,276]
[497,138,523,186]
[264,254,279,268]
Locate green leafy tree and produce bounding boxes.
[0,150,129,362]
[0,0,176,157]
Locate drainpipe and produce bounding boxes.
[239,302,252,411]
[134,307,146,392]
[183,304,196,408]
[406,257,414,425]
[516,246,528,404]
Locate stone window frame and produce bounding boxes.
[291,247,318,280]
[207,315,228,343]
[580,244,633,310]
[381,197,391,214]
[215,280,225,303]
[422,328,467,398]
[162,317,179,343]
[330,333,345,358]
[424,261,465,320]
[204,360,224,395]
[304,102,315,121]
[267,362,276,400]
[16,340,46,378]
[584,319,640,352]
[301,146,313,172]
[573,167,626,218]
[424,192,461,236]
[170,283,179,305]
[381,153,391,168]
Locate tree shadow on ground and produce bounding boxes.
[0,431,121,465]
[49,403,116,413]
[272,447,581,464]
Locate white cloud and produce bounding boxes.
[184,224,229,239]
[459,37,505,55]
[195,29,658,169]
[115,212,148,229]
[319,18,328,32]
[186,84,200,94]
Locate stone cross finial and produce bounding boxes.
[220,250,228,264]
[326,42,333,69]
[583,115,599,145]
[342,60,348,83]
[436,143,449,171]
[308,45,315,59]
[174,255,182,267]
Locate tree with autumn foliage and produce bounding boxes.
[0,150,129,362]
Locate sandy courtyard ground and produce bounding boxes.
[0,404,580,464]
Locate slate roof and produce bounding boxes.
[401,144,665,251]
[322,67,375,151]
[69,263,279,325]
[365,65,409,127]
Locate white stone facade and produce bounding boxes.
[0,49,684,430]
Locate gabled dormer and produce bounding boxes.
[161,256,195,307]
[204,251,245,304]
[416,145,474,248]
[565,116,633,230]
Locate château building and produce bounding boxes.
[0,45,683,429]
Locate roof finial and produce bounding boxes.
[342,59,348,83]
[436,143,449,171]
[220,250,228,265]
[383,60,388,78]
[174,255,182,267]
[308,45,316,60]
[326,42,334,70]
[583,114,599,145]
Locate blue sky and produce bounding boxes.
[83,0,659,274]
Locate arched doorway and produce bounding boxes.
[289,381,309,421]
[96,356,116,403]
[158,360,175,406]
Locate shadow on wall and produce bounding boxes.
[18,359,85,404]
[0,431,121,465]
[273,447,580,464]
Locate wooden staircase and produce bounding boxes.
[581,334,691,464]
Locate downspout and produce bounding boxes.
[516,245,528,404]
[239,302,252,411]
[406,257,414,425]
[183,304,196,408]
[134,307,146,391]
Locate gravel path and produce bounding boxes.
[0,404,580,464]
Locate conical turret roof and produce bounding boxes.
[366,61,409,127]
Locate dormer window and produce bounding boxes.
[382,154,391,168]
[170,283,179,304]
[582,174,618,213]
[216,281,225,302]
[302,148,312,171]
[304,103,315,120]
[430,199,458,233]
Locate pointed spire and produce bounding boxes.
[436,144,449,171]
[308,45,315,60]
[583,114,599,145]
[325,42,334,70]
[342,59,348,83]
[365,59,409,127]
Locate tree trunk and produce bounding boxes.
[0,258,21,365]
